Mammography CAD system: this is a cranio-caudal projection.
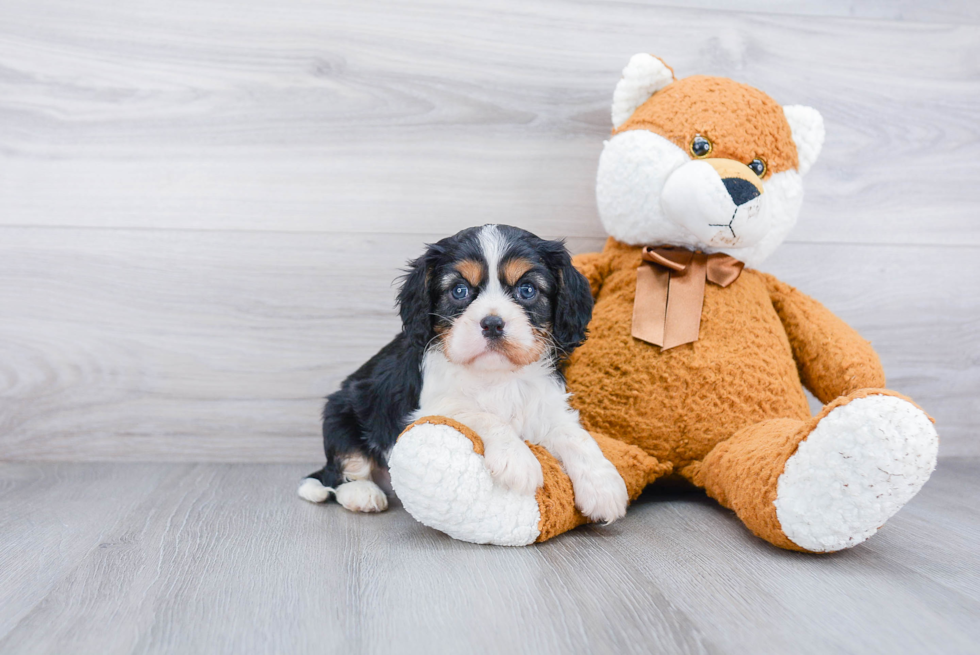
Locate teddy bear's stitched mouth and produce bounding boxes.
[709,207,740,239]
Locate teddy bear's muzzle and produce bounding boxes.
[661,157,768,249]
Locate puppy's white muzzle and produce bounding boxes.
[661,159,767,249]
[445,291,538,371]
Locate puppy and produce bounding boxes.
[298,224,629,522]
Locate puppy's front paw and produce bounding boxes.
[483,439,544,496]
[571,461,629,524]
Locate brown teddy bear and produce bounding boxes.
[388,55,938,552]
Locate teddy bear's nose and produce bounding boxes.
[723,177,762,206]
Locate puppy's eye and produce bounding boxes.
[690,135,712,158]
[517,282,537,300]
[748,158,767,177]
[451,283,469,300]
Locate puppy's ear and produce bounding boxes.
[542,240,594,360]
[397,244,442,348]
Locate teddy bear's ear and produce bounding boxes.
[783,105,825,176]
[611,53,675,129]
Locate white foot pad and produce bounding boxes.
[775,395,938,552]
[335,479,389,513]
[298,478,333,503]
[389,423,541,546]
[570,461,629,524]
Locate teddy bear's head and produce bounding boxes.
[595,54,825,267]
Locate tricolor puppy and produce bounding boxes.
[299,224,629,523]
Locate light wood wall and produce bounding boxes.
[1,0,977,461]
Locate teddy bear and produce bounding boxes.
[387,54,939,552]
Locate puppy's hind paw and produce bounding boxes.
[335,479,389,513]
[298,478,333,504]
[483,439,544,496]
[572,463,629,524]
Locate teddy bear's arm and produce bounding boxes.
[760,272,885,403]
[572,251,613,298]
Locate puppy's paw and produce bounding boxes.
[335,479,389,513]
[570,461,629,524]
[483,439,544,496]
[298,478,333,503]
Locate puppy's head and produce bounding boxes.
[397,224,592,372]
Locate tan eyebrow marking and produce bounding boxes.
[455,259,483,287]
[502,257,534,286]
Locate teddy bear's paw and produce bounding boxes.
[389,421,542,546]
[570,460,629,524]
[483,438,545,496]
[774,395,938,552]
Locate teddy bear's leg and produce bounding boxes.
[389,416,670,545]
[687,389,938,552]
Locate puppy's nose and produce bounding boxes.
[480,315,505,339]
[722,177,761,206]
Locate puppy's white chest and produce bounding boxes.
[415,351,563,437]
[465,378,536,424]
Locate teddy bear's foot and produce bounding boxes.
[696,389,938,553]
[774,393,938,552]
[389,417,543,546]
[389,416,672,545]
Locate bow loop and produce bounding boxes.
[641,246,693,272]
[631,247,744,350]
[705,255,744,288]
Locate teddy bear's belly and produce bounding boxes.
[566,270,810,469]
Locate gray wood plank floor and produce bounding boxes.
[1,459,978,654]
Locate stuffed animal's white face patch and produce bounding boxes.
[595,54,824,268]
[596,130,805,268]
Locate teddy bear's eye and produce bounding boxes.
[748,158,767,177]
[690,135,712,158]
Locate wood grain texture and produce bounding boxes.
[1,460,978,654]
[0,229,976,461]
[1,0,978,246]
[0,464,177,640]
[642,1,980,23]
[0,0,977,463]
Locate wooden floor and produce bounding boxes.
[1,459,977,654]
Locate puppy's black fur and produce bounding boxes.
[304,225,593,491]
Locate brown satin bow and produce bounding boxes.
[631,246,744,350]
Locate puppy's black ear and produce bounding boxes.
[543,239,593,361]
[397,244,442,349]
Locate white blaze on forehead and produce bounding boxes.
[473,224,521,324]
[477,224,506,292]
[474,224,533,344]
